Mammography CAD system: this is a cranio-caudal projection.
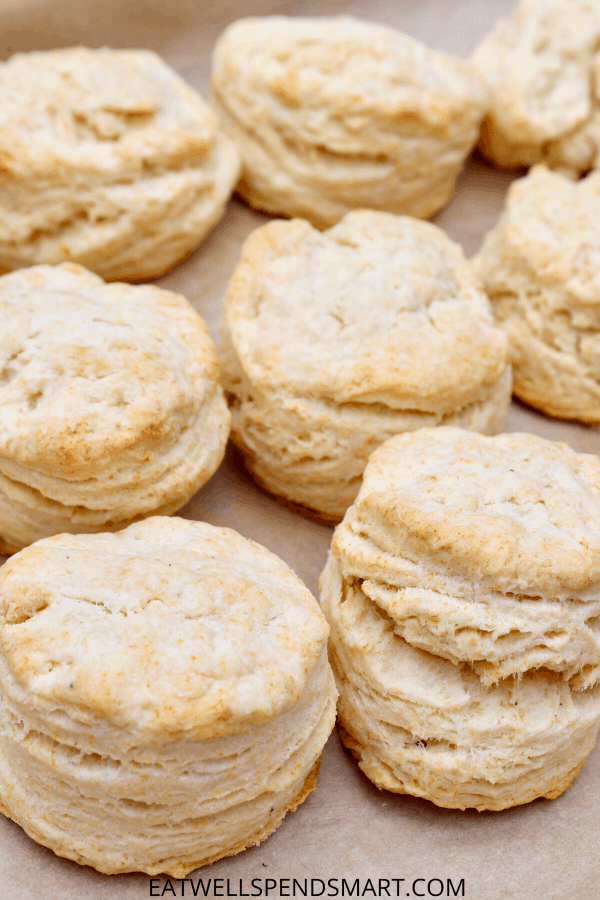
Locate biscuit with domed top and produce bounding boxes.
[221,211,511,522]
[0,263,230,553]
[333,427,600,687]
[0,47,240,281]
[211,15,487,228]
[0,517,337,874]
[320,427,600,809]
[473,165,600,423]
[472,0,600,173]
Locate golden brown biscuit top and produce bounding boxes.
[224,212,508,414]
[0,47,217,176]
[479,165,600,307]
[473,0,600,143]
[0,263,219,477]
[341,427,600,596]
[0,518,329,739]
[213,15,485,151]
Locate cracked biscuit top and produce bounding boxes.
[0,47,240,280]
[0,518,329,738]
[346,427,600,595]
[0,47,211,153]
[0,263,221,479]
[223,212,509,416]
[473,165,600,422]
[211,15,487,227]
[333,427,600,686]
[472,0,600,173]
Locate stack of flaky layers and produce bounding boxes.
[320,427,600,811]
[0,264,229,554]
[0,47,240,282]
[473,164,600,424]
[220,211,511,522]
[471,0,600,175]
[0,518,337,875]
[211,15,487,228]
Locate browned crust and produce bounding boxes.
[0,534,19,557]
[272,492,340,527]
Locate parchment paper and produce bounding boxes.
[1,2,598,898]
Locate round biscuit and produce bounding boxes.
[472,0,600,173]
[221,212,511,521]
[0,517,337,874]
[212,16,487,227]
[0,263,230,551]
[473,165,600,422]
[0,47,240,281]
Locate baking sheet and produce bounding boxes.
[1,1,599,897]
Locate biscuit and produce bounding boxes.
[0,47,240,281]
[0,263,230,552]
[211,16,487,228]
[472,0,600,173]
[221,211,511,522]
[320,428,600,810]
[0,517,337,875]
[473,165,600,422]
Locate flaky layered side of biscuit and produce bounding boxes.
[0,519,337,875]
[0,651,334,874]
[472,0,600,173]
[0,47,240,281]
[221,212,511,521]
[320,428,600,810]
[473,165,600,423]
[334,429,600,686]
[321,556,600,811]
[0,264,230,552]
[211,16,487,227]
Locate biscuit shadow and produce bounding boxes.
[504,397,600,455]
